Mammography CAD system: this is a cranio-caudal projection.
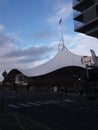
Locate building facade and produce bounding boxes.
[73,0,98,38]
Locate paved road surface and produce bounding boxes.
[0,93,98,130]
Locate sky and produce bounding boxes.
[0,0,98,81]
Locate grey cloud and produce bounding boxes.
[0,33,15,46]
[19,57,41,63]
[3,45,53,58]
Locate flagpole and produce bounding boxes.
[58,18,68,51]
[59,19,64,48]
[59,19,64,41]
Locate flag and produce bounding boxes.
[59,18,62,25]
[90,49,96,57]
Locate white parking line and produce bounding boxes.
[27,102,41,106]
[42,101,51,105]
[8,104,19,108]
[18,103,31,107]
[63,99,74,103]
[27,102,35,105]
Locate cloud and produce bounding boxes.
[1,44,54,70]
[3,45,53,58]
[63,33,98,56]
[47,2,72,24]
[0,29,55,80]
[0,44,54,80]
[0,24,5,31]
[0,33,15,47]
[19,57,40,63]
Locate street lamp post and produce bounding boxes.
[1,70,7,111]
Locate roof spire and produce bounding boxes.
[58,18,68,51]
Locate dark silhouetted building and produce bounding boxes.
[73,0,98,38]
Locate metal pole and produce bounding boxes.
[86,64,89,80]
[1,71,7,111]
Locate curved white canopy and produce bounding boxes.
[21,45,85,77]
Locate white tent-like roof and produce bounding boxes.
[20,42,86,77]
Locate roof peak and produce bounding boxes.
[58,36,68,51]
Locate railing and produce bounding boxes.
[73,10,81,18]
[74,21,84,29]
[73,0,83,6]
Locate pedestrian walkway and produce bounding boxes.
[7,98,95,112]
[7,99,74,108]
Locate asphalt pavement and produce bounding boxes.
[0,92,98,130]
